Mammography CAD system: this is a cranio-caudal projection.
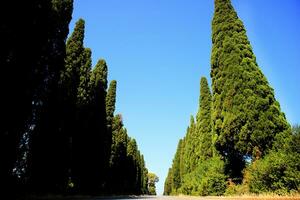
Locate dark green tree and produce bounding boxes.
[126,137,138,193]
[55,18,87,193]
[164,168,173,195]
[72,47,95,193]
[106,80,117,132]
[165,77,223,196]
[82,58,110,194]
[90,59,108,93]
[1,1,149,196]
[182,116,196,174]
[109,114,128,194]
[141,155,149,194]
[61,18,85,100]
[211,0,291,180]
[109,115,149,195]
[171,139,183,193]
[247,125,300,194]
[77,48,92,105]
[179,137,186,183]
[180,156,226,196]
[13,0,74,194]
[196,77,213,160]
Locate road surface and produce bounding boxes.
[23,195,300,200]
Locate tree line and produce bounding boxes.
[1,0,151,197]
[164,0,299,196]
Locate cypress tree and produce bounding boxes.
[83,59,109,193]
[179,137,186,183]
[171,139,183,193]
[61,18,85,99]
[126,138,139,193]
[140,155,149,194]
[182,116,196,173]
[90,59,108,92]
[55,18,87,193]
[136,150,142,194]
[104,79,117,193]
[196,77,213,160]
[77,48,92,106]
[110,120,148,195]
[165,77,218,195]
[106,80,117,131]
[109,114,128,194]
[211,0,291,179]
[72,47,95,193]
[164,168,173,195]
[19,0,74,194]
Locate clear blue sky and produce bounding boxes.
[69,0,300,195]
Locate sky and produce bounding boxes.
[69,0,300,195]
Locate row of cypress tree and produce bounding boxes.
[1,0,149,197]
[164,0,299,196]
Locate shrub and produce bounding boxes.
[180,156,227,196]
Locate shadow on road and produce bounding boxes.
[18,195,158,200]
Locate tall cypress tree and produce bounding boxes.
[196,77,213,160]
[77,48,92,106]
[171,139,183,193]
[86,59,109,193]
[211,0,291,179]
[182,116,196,174]
[56,18,86,192]
[18,0,74,194]
[126,138,139,193]
[179,137,186,183]
[106,80,117,131]
[164,168,173,195]
[109,114,128,194]
[61,18,85,99]
[165,77,217,195]
[72,47,94,193]
[140,155,149,194]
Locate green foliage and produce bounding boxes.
[2,0,149,196]
[211,0,291,180]
[110,115,126,167]
[8,0,74,194]
[106,80,117,130]
[164,168,173,195]
[247,128,300,195]
[109,114,149,195]
[224,175,250,196]
[141,155,149,194]
[171,139,183,192]
[148,173,159,195]
[61,18,86,101]
[77,48,92,106]
[165,0,299,196]
[180,156,227,196]
[164,77,218,196]
[90,59,108,92]
[196,77,213,160]
[181,116,196,174]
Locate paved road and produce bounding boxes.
[23,195,300,200]
[109,196,300,200]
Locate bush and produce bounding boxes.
[248,150,300,194]
[180,156,227,196]
[224,178,249,196]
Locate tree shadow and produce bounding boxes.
[19,195,158,200]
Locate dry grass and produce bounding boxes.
[159,195,300,200]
